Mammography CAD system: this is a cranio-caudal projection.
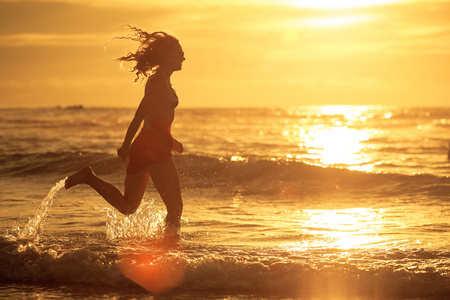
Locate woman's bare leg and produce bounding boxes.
[65,166,149,215]
[147,158,183,229]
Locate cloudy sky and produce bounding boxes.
[1,0,449,107]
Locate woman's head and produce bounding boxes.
[116,26,184,81]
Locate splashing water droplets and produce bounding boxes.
[15,177,166,242]
[105,199,166,241]
[18,178,67,240]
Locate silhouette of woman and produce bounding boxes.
[65,27,185,236]
[448,141,450,160]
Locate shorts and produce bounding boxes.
[126,128,174,174]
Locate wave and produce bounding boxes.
[0,118,118,129]
[0,107,132,129]
[0,235,449,298]
[1,152,450,199]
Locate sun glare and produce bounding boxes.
[303,126,371,169]
[284,208,386,250]
[299,15,373,28]
[285,0,402,9]
[305,208,386,249]
[281,0,402,27]
[283,106,376,171]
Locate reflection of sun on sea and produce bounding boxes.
[285,208,386,250]
[280,107,389,251]
[284,106,375,172]
[304,126,371,171]
[304,208,385,249]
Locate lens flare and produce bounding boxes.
[119,250,185,295]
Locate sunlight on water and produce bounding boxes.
[286,208,388,250]
[284,106,377,171]
[304,208,385,249]
[315,105,374,120]
[304,126,371,168]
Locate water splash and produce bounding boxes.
[105,199,166,241]
[18,178,67,240]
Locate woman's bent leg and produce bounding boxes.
[147,158,183,228]
[123,170,150,214]
[65,166,149,215]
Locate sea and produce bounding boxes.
[0,105,449,300]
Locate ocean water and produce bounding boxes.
[0,106,449,299]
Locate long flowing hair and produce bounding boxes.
[115,26,179,82]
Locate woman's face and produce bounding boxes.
[162,42,185,72]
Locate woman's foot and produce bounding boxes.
[164,223,181,239]
[65,166,94,189]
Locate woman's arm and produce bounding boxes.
[118,76,164,160]
[172,138,183,153]
[117,96,153,160]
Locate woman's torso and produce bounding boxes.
[142,73,179,135]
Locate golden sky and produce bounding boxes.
[0,0,449,107]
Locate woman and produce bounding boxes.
[65,28,185,236]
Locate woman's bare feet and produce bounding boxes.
[65,166,94,189]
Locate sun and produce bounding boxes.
[280,0,404,28]
[285,0,402,9]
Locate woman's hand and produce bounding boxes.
[172,139,184,154]
[117,145,130,160]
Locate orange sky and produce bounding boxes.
[0,0,449,108]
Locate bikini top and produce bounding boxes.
[145,73,179,110]
[169,86,179,109]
